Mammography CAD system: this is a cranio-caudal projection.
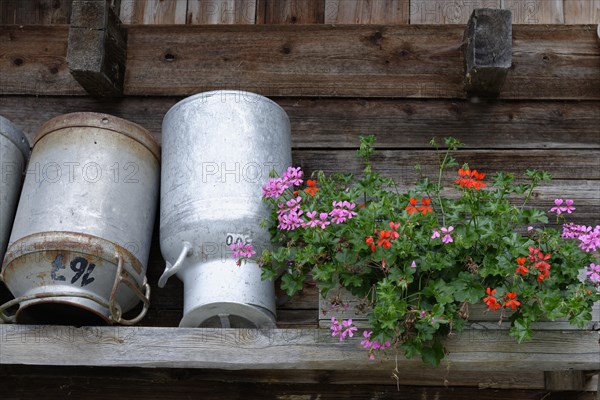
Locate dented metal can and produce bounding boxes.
[0,116,30,260]
[159,90,291,328]
[0,113,160,325]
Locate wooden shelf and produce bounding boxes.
[0,324,598,372]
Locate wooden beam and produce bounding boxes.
[2,97,600,151]
[2,25,599,99]
[1,366,594,400]
[463,8,512,97]
[67,0,127,97]
[0,364,547,389]
[544,371,586,391]
[0,325,597,371]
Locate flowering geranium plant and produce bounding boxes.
[235,136,600,366]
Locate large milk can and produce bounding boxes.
[0,116,30,260]
[159,90,291,328]
[0,113,160,325]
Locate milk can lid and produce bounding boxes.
[0,115,31,160]
[34,112,160,161]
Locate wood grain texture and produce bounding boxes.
[501,0,564,24]
[563,0,600,24]
[409,0,501,24]
[2,97,599,151]
[257,0,325,23]
[186,0,256,24]
[120,0,187,24]
[0,364,549,389]
[324,0,409,24]
[122,24,600,99]
[0,0,72,25]
[0,325,597,371]
[1,366,595,400]
[2,25,599,99]
[545,371,586,391]
[0,26,85,95]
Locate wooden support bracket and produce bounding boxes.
[67,0,126,97]
[463,8,512,98]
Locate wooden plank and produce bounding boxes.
[409,0,502,24]
[186,0,256,24]
[0,0,72,25]
[2,25,599,99]
[294,149,600,180]
[67,0,127,96]
[120,0,187,24]
[0,325,597,370]
[256,0,324,24]
[0,26,85,95]
[324,0,409,24]
[564,0,600,24]
[545,371,586,391]
[122,24,600,99]
[463,8,512,97]
[2,97,600,151]
[501,0,564,24]
[0,364,548,389]
[1,368,593,400]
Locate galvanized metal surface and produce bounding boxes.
[160,90,292,328]
[1,113,159,325]
[0,116,30,260]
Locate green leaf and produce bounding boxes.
[519,208,548,224]
[509,318,532,343]
[420,341,445,366]
[280,273,305,297]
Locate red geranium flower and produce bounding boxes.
[304,179,320,196]
[417,198,433,215]
[504,292,521,310]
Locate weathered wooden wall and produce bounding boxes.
[1,0,599,24]
[0,1,599,399]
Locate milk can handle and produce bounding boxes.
[108,252,151,326]
[158,241,192,288]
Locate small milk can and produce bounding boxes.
[159,90,291,328]
[0,116,30,260]
[0,113,160,325]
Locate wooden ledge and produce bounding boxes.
[0,325,598,371]
[1,24,599,99]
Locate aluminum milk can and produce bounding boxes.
[0,116,30,260]
[0,113,160,325]
[159,90,291,328]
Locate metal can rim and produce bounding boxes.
[34,112,160,161]
[2,231,145,278]
[0,115,31,161]
[163,90,289,124]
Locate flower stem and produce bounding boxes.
[436,149,450,226]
